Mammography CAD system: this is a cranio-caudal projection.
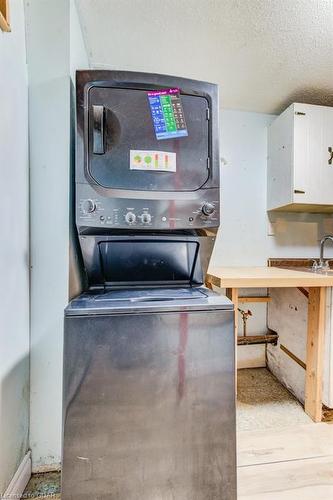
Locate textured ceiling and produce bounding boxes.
[76,0,333,114]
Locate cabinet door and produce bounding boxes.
[293,104,325,204]
[321,107,333,204]
[294,104,333,206]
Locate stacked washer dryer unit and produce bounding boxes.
[62,71,236,500]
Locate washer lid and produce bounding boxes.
[65,287,233,316]
[97,239,202,288]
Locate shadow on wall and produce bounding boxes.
[278,86,333,116]
[0,355,29,494]
[268,211,333,250]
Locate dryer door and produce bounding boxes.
[87,87,210,192]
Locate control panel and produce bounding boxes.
[77,186,219,230]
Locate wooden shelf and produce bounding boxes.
[237,333,278,346]
[238,296,271,303]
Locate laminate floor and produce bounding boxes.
[238,423,333,499]
[237,369,333,499]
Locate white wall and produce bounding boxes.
[212,110,273,266]
[25,0,89,470]
[25,0,70,470]
[211,110,275,367]
[70,0,89,81]
[0,0,30,492]
[69,0,90,299]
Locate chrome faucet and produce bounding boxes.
[319,235,333,269]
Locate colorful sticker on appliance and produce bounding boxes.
[147,88,188,140]
[130,150,176,172]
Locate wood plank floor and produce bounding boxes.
[238,422,333,499]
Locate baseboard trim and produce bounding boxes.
[3,450,31,500]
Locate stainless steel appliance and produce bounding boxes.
[62,71,236,499]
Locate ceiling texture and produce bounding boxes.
[76,0,333,114]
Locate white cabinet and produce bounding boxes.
[267,103,333,212]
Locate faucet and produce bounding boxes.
[319,235,333,269]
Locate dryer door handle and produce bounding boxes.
[92,105,105,154]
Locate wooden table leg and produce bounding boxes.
[226,288,238,394]
[305,287,326,422]
[226,288,238,338]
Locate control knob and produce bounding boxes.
[125,212,136,224]
[82,199,96,213]
[201,202,215,216]
[141,213,152,224]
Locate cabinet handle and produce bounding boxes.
[294,189,306,194]
[328,147,333,166]
[92,105,105,155]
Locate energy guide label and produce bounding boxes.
[148,88,188,140]
[130,149,176,172]
[130,150,176,172]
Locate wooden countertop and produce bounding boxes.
[206,266,333,288]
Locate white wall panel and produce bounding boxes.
[25,0,70,470]
[26,0,90,470]
[0,0,30,492]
